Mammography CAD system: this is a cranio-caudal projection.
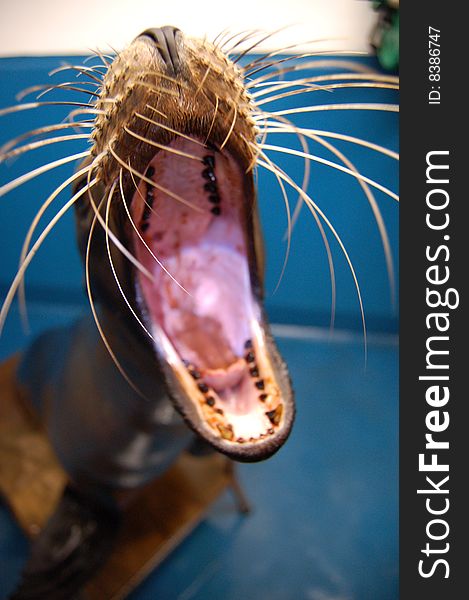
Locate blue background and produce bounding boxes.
[0,54,398,599]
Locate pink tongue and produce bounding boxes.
[204,359,246,391]
[176,314,236,369]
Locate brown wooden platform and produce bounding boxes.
[0,355,248,599]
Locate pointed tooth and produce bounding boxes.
[265,404,283,426]
[217,424,234,441]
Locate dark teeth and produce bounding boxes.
[190,369,201,379]
[268,428,274,435]
[237,437,245,443]
[201,156,221,213]
[204,182,217,193]
[202,155,215,168]
[249,367,259,377]
[141,186,154,227]
[145,166,155,178]
[198,382,209,393]
[259,393,268,402]
[206,396,215,407]
[255,380,265,390]
[202,168,216,182]
[245,351,255,363]
[215,408,224,415]
[244,339,253,349]
[265,404,283,426]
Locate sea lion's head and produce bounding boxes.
[73,27,295,462]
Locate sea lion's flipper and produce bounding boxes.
[10,485,121,600]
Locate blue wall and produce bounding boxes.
[0,55,398,599]
[0,55,398,343]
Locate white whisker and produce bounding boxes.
[260,121,399,160]
[0,179,98,334]
[0,122,93,155]
[18,164,95,331]
[123,126,202,161]
[85,185,147,399]
[260,143,399,202]
[118,168,191,295]
[253,103,399,120]
[109,145,204,213]
[0,150,91,198]
[256,156,367,361]
[0,134,90,163]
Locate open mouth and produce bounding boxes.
[130,137,294,460]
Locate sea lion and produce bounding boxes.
[0,26,399,598]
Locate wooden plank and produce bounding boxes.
[0,355,66,535]
[0,355,239,598]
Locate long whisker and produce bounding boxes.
[145,103,168,119]
[86,184,147,399]
[84,49,112,68]
[0,122,93,155]
[84,158,155,283]
[135,112,206,147]
[195,65,211,98]
[245,50,368,79]
[0,133,90,163]
[212,27,232,47]
[17,82,100,102]
[242,38,343,73]
[253,139,336,330]
[123,126,202,161]
[205,95,219,144]
[257,150,292,295]
[129,167,156,217]
[264,114,311,233]
[251,73,398,98]
[0,150,91,198]
[18,164,95,331]
[231,27,293,64]
[259,143,399,202]
[246,117,269,173]
[221,30,263,54]
[129,69,189,87]
[256,156,367,361]
[109,145,204,213]
[119,168,191,295]
[0,101,102,118]
[247,60,381,89]
[261,122,399,160]
[309,132,396,306]
[0,179,98,334]
[104,178,155,344]
[253,103,399,121]
[66,107,106,121]
[255,82,399,106]
[219,101,238,150]
[49,64,104,85]
[127,80,179,98]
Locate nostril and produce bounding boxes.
[140,26,181,72]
